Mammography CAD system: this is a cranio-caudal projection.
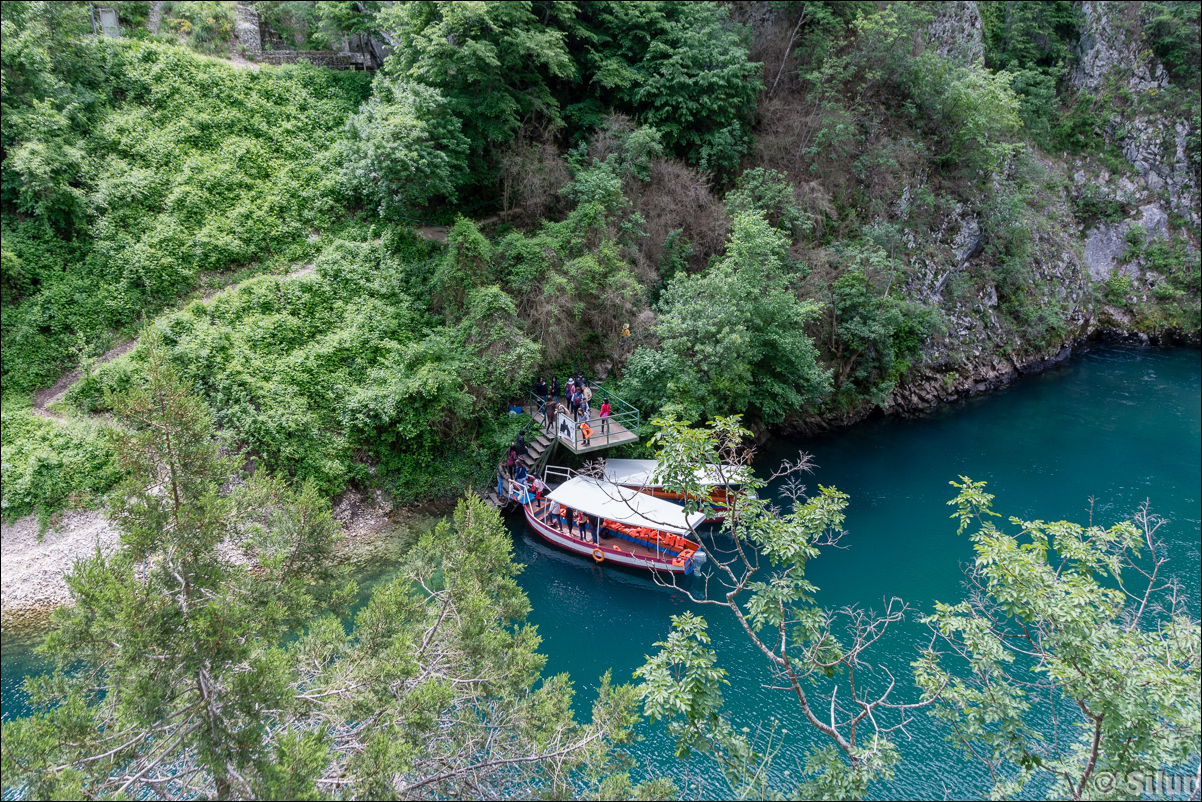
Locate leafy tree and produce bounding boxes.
[625,213,830,424]
[281,492,656,798]
[0,340,651,798]
[980,1,1080,75]
[809,241,937,401]
[636,416,926,799]
[0,333,350,799]
[340,78,471,215]
[1143,1,1201,87]
[569,1,762,172]
[0,1,92,232]
[376,0,577,177]
[724,167,813,241]
[915,479,1202,801]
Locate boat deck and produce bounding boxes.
[528,503,670,560]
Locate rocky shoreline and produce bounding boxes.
[1,488,448,633]
[780,325,1199,437]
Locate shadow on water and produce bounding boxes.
[3,345,1199,799]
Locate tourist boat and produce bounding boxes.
[600,458,750,521]
[501,468,708,574]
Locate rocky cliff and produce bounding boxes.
[778,0,1199,434]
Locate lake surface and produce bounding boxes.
[3,345,1199,799]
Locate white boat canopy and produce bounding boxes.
[602,458,751,489]
[545,476,706,535]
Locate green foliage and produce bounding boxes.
[158,1,235,54]
[1143,1,1201,88]
[2,371,646,797]
[623,213,830,424]
[910,53,1023,175]
[1,31,371,396]
[365,0,761,196]
[1104,270,1134,305]
[377,0,577,178]
[816,241,938,399]
[256,1,384,51]
[980,1,1079,76]
[916,479,1201,800]
[799,4,1022,185]
[70,237,535,500]
[1137,235,1201,332]
[638,416,903,799]
[1073,184,1128,227]
[569,1,762,172]
[0,410,122,523]
[1007,67,1059,147]
[979,159,1070,351]
[340,77,470,215]
[724,168,812,241]
[636,613,778,799]
[0,339,353,799]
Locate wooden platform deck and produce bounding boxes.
[529,406,639,454]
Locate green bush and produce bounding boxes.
[70,237,536,499]
[1105,271,1133,305]
[0,410,123,522]
[2,33,371,396]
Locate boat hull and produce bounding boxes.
[522,504,694,575]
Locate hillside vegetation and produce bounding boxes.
[2,0,1199,521]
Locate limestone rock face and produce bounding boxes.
[925,1,985,67]
[1122,117,1200,226]
[1073,1,1167,92]
[1070,3,1198,226]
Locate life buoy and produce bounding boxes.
[580,422,593,439]
[592,548,604,562]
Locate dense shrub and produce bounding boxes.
[1,31,371,395]
[622,213,831,424]
[0,411,122,522]
[69,237,534,499]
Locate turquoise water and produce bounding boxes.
[511,345,1201,798]
[3,345,1199,799]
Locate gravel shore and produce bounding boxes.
[1,489,447,631]
[1,509,118,629]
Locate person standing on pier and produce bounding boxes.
[535,376,548,416]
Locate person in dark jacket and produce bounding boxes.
[550,377,560,406]
[535,376,548,415]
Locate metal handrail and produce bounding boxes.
[528,379,640,451]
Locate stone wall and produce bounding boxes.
[234,2,381,71]
[235,3,262,58]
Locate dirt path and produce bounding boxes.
[32,264,317,419]
[415,225,449,243]
[32,339,138,419]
